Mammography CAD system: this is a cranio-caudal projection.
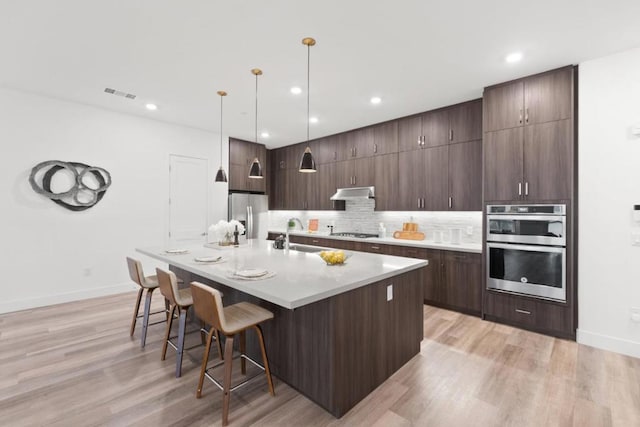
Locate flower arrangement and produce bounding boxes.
[208,220,245,245]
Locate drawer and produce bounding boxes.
[484,291,537,327]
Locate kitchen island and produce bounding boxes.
[137,240,427,417]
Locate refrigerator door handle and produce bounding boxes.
[246,205,252,238]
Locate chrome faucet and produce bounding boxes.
[285,217,304,249]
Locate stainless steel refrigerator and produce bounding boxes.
[228,193,269,242]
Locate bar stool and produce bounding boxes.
[190,281,275,426]
[156,268,221,378]
[126,257,169,348]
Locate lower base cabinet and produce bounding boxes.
[483,291,575,339]
[278,234,482,317]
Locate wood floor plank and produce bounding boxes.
[0,293,639,426]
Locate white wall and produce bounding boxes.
[578,47,640,357]
[0,88,228,313]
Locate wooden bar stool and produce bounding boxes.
[126,257,169,348]
[156,268,221,378]
[190,281,275,426]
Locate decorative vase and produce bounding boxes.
[219,232,233,246]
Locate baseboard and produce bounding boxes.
[577,329,640,359]
[0,282,137,314]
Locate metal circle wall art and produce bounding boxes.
[29,160,112,211]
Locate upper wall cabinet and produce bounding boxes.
[398,100,482,151]
[229,138,266,193]
[483,66,576,202]
[483,67,573,132]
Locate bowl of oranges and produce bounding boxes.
[318,250,351,266]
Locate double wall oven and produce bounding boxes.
[486,204,566,302]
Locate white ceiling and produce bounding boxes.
[2,1,640,148]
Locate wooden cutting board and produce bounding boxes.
[393,230,425,240]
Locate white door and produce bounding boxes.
[169,155,209,246]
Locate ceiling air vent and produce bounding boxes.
[104,88,136,100]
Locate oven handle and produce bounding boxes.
[486,242,565,253]
[487,214,565,222]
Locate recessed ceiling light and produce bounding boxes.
[290,87,302,95]
[505,52,523,63]
[145,103,158,111]
[261,131,270,138]
[370,96,382,104]
[309,117,318,124]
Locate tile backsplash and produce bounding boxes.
[268,199,482,244]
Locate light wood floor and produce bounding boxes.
[1,292,639,426]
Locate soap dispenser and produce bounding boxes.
[378,222,387,238]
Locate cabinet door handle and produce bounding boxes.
[373,143,377,153]
[518,182,522,196]
[515,309,531,315]
[449,129,453,141]
[333,151,337,160]
[417,137,422,147]
[448,197,452,209]
[525,108,529,124]
[417,198,421,209]
[370,246,380,250]
[519,109,523,124]
[421,198,425,209]
[353,175,356,185]
[525,182,529,196]
[311,239,319,244]
[422,136,425,146]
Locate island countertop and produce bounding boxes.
[137,239,427,310]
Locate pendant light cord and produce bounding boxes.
[306,43,310,143]
[255,73,258,144]
[220,94,223,160]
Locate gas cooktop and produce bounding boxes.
[330,232,379,239]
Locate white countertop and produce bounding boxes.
[137,239,427,310]
[269,230,483,254]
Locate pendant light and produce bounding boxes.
[299,37,317,173]
[214,90,228,183]
[248,68,264,179]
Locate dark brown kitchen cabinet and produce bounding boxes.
[335,157,375,188]
[372,121,398,155]
[310,137,338,164]
[484,119,572,202]
[306,162,339,210]
[270,162,340,211]
[398,100,482,152]
[442,251,482,315]
[484,291,573,339]
[483,127,524,201]
[421,109,449,148]
[398,114,423,152]
[398,146,448,211]
[483,66,573,132]
[373,153,398,211]
[336,127,374,160]
[523,120,573,201]
[449,100,483,144]
[448,140,482,211]
[229,138,266,192]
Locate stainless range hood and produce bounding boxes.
[330,186,375,201]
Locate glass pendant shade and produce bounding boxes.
[215,166,228,183]
[299,146,316,172]
[248,158,263,178]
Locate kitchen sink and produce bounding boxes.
[288,244,328,253]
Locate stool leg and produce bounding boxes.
[222,334,235,426]
[254,325,275,396]
[161,305,176,361]
[240,330,246,375]
[140,288,155,348]
[130,288,143,337]
[196,328,214,398]
[200,321,206,346]
[175,306,188,378]
[215,329,223,361]
[164,298,171,322]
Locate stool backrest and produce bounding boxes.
[126,257,144,287]
[190,282,226,332]
[156,268,179,306]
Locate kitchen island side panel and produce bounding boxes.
[170,266,424,418]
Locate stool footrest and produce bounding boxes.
[204,353,266,392]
